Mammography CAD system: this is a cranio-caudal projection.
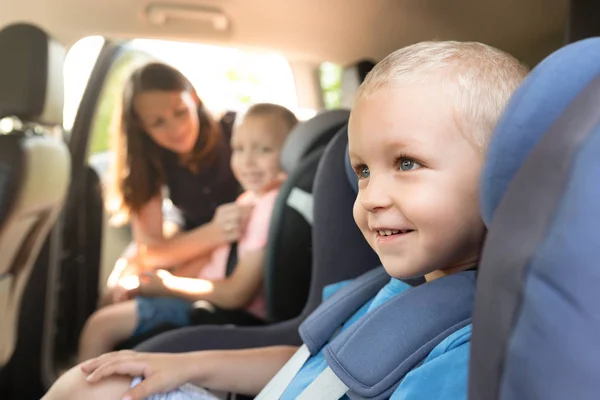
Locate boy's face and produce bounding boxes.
[349,84,486,280]
[231,115,286,194]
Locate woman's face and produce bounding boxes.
[133,90,200,154]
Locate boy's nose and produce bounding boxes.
[240,151,256,167]
[359,175,393,211]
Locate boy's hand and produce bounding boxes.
[211,203,254,242]
[81,350,195,400]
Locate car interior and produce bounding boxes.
[0,0,599,399]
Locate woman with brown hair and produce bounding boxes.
[105,62,246,302]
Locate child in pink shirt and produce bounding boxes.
[196,188,280,320]
[77,103,298,362]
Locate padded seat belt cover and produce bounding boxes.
[323,271,476,399]
[299,267,390,354]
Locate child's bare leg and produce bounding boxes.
[78,300,138,363]
[43,364,131,400]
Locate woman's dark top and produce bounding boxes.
[160,121,241,231]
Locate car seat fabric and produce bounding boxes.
[469,38,600,400]
[136,126,382,354]
[294,270,476,400]
[0,23,64,126]
[344,144,358,194]
[0,23,69,368]
[480,37,600,227]
[265,109,350,322]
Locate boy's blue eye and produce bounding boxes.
[399,158,420,171]
[359,166,370,179]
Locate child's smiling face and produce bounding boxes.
[349,84,486,281]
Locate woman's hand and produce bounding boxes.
[211,202,254,242]
[110,284,136,304]
[107,257,141,289]
[137,270,173,297]
[81,350,196,400]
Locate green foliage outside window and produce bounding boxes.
[88,52,149,156]
[319,62,343,109]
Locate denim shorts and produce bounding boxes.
[133,296,193,337]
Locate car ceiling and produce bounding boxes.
[1,0,568,66]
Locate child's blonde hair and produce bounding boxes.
[237,103,298,135]
[356,41,528,148]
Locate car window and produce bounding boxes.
[319,61,343,109]
[64,37,301,166]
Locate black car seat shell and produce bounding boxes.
[265,108,350,322]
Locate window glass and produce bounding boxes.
[319,62,343,109]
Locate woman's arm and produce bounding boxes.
[130,195,165,245]
[153,248,265,309]
[130,196,230,269]
[135,201,254,270]
[138,223,224,269]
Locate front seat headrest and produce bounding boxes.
[481,37,600,226]
[280,109,350,173]
[0,23,65,125]
[341,59,376,108]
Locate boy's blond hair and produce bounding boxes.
[356,41,528,148]
[238,103,298,134]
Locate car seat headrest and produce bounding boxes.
[280,109,350,173]
[341,59,376,108]
[344,140,358,194]
[470,39,600,400]
[482,37,600,226]
[0,23,65,125]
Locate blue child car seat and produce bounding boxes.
[469,38,600,400]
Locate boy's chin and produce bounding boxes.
[379,256,428,281]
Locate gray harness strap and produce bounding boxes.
[257,269,476,399]
[315,270,477,399]
[299,267,391,354]
[256,267,390,400]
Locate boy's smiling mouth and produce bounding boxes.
[370,226,416,243]
[376,229,413,236]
